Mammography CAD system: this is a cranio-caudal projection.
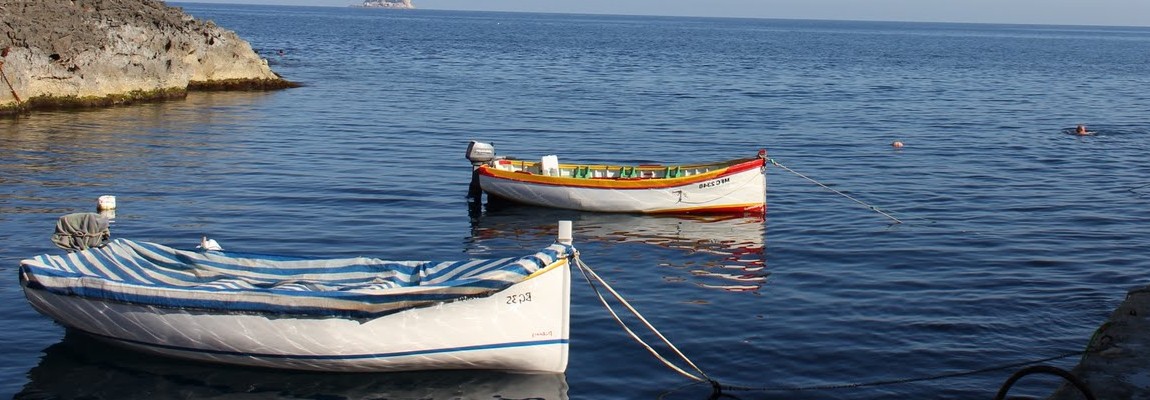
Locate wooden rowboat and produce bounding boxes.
[20,215,576,373]
[466,141,767,215]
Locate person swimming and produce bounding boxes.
[1075,125,1090,135]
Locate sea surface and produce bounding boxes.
[3,3,1150,399]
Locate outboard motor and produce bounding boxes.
[52,212,110,252]
[465,141,496,166]
[466,141,496,203]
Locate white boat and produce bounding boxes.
[19,217,576,373]
[466,141,767,215]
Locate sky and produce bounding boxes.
[179,0,1150,27]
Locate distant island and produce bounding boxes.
[356,0,414,9]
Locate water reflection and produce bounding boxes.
[0,92,277,217]
[17,332,568,400]
[468,207,768,292]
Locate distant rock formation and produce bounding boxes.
[0,0,296,115]
[357,0,414,9]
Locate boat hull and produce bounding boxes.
[478,158,766,214]
[22,260,571,373]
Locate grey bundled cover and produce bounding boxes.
[51,213,110,251]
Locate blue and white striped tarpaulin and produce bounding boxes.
[20,239,573,319]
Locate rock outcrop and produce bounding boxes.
[0,0,295,115]
[358,0,414,9]
[1048,286,1150,400]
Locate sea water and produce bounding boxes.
[2,4,1150,399]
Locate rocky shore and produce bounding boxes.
[0,0,296,116]
[1047,286,1150,399]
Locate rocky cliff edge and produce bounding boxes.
[0,0,296,115]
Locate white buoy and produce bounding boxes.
[557,220,573,245]
[97,195,117,210]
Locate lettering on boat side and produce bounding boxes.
[698,177,730,189]
[506,292,532,304]
[532,330,554,338]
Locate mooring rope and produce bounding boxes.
[575,255,1091,397]
[0,63,20,102]
[718,350,1084,393]
[1129,182,1150,199]
[768,158,902,224]
[574,257,719,388]
[0,48,21,103]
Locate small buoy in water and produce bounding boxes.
[97,195,116,210]
[891,141,904,148]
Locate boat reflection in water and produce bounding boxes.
[468,206,768,293]
[17,332,568,400]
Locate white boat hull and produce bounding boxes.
[23,260,571,373]
[480,162,766,214]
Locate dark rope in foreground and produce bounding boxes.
[715,350,1084,393]
[578,255,1092,398]
[994,365,1096,400]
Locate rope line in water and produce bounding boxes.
[716,350,1084,393]
[1129,182,1150,199]
[578,253,1091,396]
[574,257,716,385]
[768,158,903,224]
[576,228,1096,396]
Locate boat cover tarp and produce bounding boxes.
[51,213,110,252]
[20,238,573,319]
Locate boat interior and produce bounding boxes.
[488,156,723,180]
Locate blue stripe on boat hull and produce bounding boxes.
[80,328,569,361]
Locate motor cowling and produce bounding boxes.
[466,141,496,165]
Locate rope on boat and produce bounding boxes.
[768,158,903,224]
[573,256,721,391]
[575,253,1096,397]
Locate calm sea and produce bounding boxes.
[3,3,1150,399]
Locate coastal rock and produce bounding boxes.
[0,0,294,114]
[1048,286,1150,400]
[357,0,414,9]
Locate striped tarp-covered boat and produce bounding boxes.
[20,233,575,373]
